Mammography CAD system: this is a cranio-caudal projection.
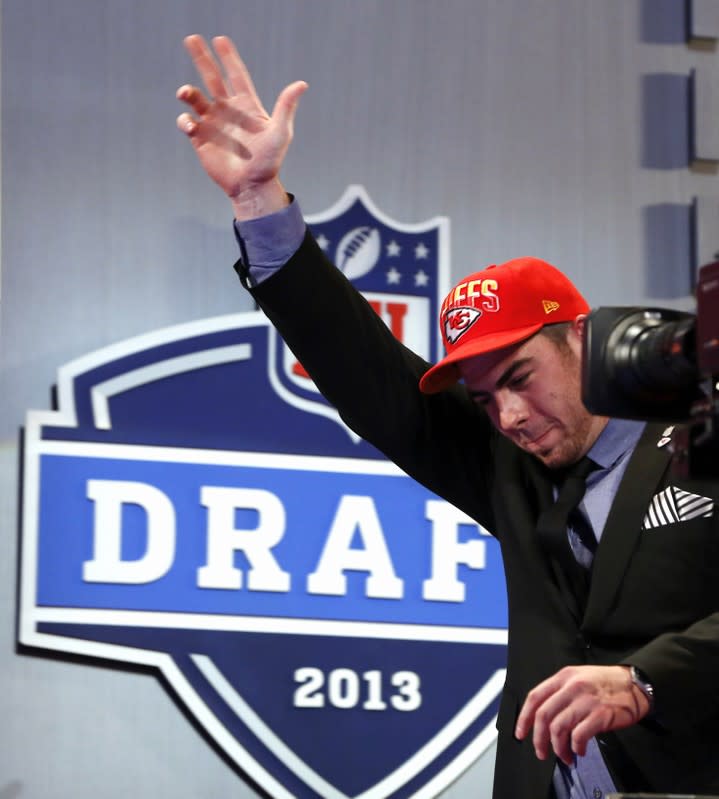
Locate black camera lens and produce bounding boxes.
[582,307,699,420]
[610,313,696,394]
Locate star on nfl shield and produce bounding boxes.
[19,187,508,799]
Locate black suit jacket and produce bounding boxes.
[245,232,719,799]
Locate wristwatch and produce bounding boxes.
[629,665,655,709]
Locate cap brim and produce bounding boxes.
[419,323,543,394]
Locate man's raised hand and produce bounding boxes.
[176,34,307,220]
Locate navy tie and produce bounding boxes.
[537,456,599,604]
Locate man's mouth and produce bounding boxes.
[522,427,554,450]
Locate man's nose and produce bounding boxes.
[496,393,527,432]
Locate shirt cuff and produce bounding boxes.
[233,197,306,285]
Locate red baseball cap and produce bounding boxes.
[419,256,589,394]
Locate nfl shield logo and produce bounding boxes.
[19,187,508,798]
[270,186,449,442]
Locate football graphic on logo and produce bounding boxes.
[336,226,381,279]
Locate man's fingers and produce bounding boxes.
[569,712,604,759]
[515,674,562,739]
[529,688,577,760]
[271,81,309,135]
[183,34,229,100]
[547,697,596,765]
[176,84,211,116]
[176,112,198,137]
[180,34,306,141]
[212,36,261,101]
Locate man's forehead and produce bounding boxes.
[458,337,535,385]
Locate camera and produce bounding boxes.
[581,260,719,477]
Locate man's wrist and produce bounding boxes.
[231,178,290,221]
[627,665,655,715]
[233,196,305,286]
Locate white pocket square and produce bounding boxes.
[642,486,714,530]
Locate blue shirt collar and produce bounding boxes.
[587,417,646,470]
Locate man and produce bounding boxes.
[176,34,719,799]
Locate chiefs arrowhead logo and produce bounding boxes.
[443,307,482,344]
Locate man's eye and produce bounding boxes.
[509,373,529,388]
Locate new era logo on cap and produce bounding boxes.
[543,300,560,314]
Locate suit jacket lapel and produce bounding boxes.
[583,422,674,627]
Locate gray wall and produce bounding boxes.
[1,1,713,797]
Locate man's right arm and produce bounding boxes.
[176,34,497,529]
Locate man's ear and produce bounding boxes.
[566,314,587,357]
[571,314,587,339]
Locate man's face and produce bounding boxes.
[458,323,607,469]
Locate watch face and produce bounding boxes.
[631,666,654,702]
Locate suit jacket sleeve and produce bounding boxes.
[246,229,500,532]
[628,613,719,730]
